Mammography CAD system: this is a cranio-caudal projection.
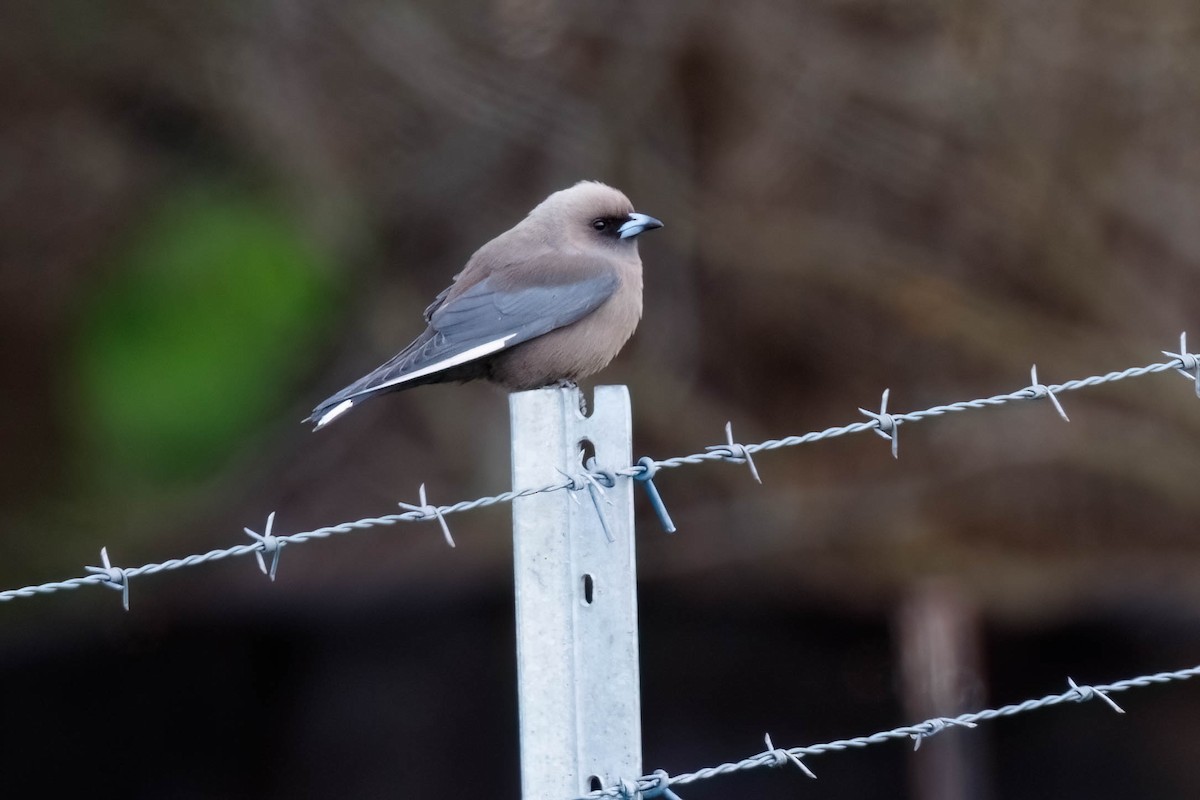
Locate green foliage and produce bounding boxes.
[75,186,336,484]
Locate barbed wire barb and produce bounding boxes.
[909,716,978,750]
[1026,364,1070,422]
[244,511,284,581]
[619,768,683,800]
[859,388,899,458]
[1162,331,1200,397]
[555,467,586,507]
[1066,677,1125,714]
[581,457,618,543]
[84,547,130,611]
[705,421,762,482]
[397,484,455,548]
[763,732,817,778]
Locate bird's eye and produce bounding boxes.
[592,218,607,231]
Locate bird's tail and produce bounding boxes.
[306,329,485,430]
[305,332,435,430]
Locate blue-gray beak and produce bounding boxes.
[618,212,664,240]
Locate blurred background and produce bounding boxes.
[2,1,1200,797]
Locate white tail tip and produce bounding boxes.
[314,399,355,429]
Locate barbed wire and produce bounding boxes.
[590,664,1200,799]
[1,332,1196,607]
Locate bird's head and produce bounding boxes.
[534,181,663,249]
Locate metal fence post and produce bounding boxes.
[510,385,641,800]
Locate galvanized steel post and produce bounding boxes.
[510,385,641,800]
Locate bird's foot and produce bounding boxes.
[552,379,586,414]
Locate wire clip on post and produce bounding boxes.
[632,456,676,533]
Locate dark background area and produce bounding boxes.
[2,1,1200,798]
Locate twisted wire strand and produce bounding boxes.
[587,665,1200,798]
[0,350,1194,605]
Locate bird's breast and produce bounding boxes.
[488,262,643,390]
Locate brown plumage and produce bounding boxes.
[307,181,662,429]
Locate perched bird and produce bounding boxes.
[307,181,662,429]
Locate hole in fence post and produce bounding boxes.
[579,437,596,466]
[587,775,603,792]
[582,573,595,605]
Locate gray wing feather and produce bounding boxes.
[430,272,617,341]
[308,261,617,419]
